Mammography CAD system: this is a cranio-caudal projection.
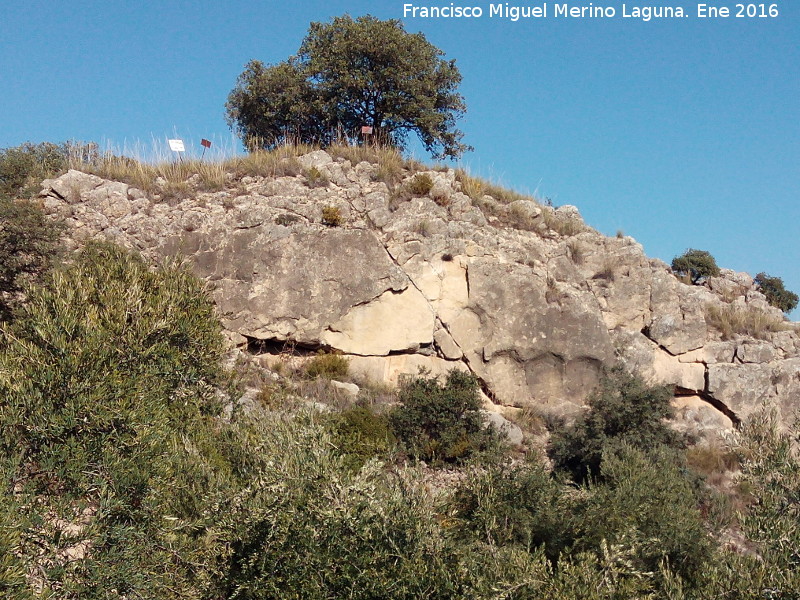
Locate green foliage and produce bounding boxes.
[0,242,223,496]
[0,242,229,597]
[0,142,69,199]
[304,351,348,378]
[321,205,343,227]
[324,404,396,471]
[548,367,683,483]
[450,460,571,561]
[390,370,498,464]
[216,417,460,600]
[575,444,712,586]
[451,445,712,593]
[0,198,62,319]
[755,272,799,313]
[671,248,721,284]
[226,15,471,159]
[732,409,800,594]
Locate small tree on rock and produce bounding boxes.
[671,248,720,284]
[755,272,798,313]
[226,15,471,159]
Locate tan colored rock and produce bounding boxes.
[43,169,103,203]
[737,341,779,364]
[434,326,463,360]
[347,354,466,385]
[707,363,773,421]
[612,330,704,390]
[678,342,737,364]
[322,286,434,355]
[672,396,735,434]
[40,159,800,434]
[482,410,524,445]
[647,312,707,355]
[297,150,333,170]
[330,380,360,399]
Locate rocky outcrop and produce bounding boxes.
[40,157,800,433]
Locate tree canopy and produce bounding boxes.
[671,248,721,284]
[225,15,471,159]
[755,272,799,313]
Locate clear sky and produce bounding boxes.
[2,1,797,314]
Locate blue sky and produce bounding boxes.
[2,1,798,313]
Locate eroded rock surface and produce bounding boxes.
[40,153,800,433]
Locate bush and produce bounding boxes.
[548,367,683,483]
[321,205,343,226]
[450,461,572,561]
[0,142,70,199]
[0,241,228,597]
[755,272,799,313]
[732,410,800,592]
[408,173,434,196]
[671,248,720,284]
[0,198,62,319]
[0,242,223,496]
[389,369,498,464]
[305,351,349,379]
[215,416,458,599]
[325,404,396,471]
[574,444,712,587]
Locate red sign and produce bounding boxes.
[361,126,373,135]
[201,138,212,148]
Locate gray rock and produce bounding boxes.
[482,410,524,446]
[330,380,360,399]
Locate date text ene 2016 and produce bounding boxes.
[698,4,779,18]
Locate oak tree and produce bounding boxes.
[226,15,471,159]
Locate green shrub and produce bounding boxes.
[216,416,459,600]
[0,241,229,597]
[450,461,572,561]
[0,242,223,497]
[389,369,498,464]
[671,248,720,284]
[321,205,343,226]
[730,409,800,593]
[305,351,349,379]
[0,142,69,199]
[408,173,434,196]
[0,198,62,319]
[325,404,396,471]
[574,443,712,587]
[755,272,799,313]
[548,367,683,483]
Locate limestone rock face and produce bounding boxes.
[39,151,800,433]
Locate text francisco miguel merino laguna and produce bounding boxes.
[403,3,694,21]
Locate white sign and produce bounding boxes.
[168,139,185,152]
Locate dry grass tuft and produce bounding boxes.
[541,207,585,237]
[705,303,792,340]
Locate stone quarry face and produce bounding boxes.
[40,155,800,434]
